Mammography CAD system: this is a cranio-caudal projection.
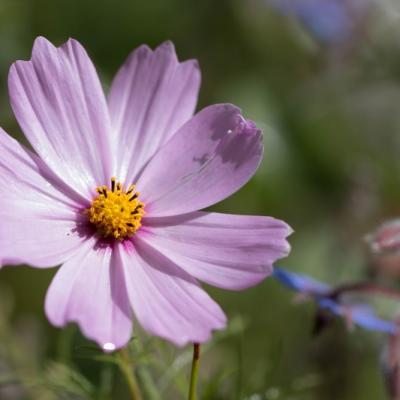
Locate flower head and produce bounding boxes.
[0,37,292,350]
[274,268,397,334]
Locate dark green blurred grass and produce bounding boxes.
[1,0,400,398]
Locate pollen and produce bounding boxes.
[85,177,145,240]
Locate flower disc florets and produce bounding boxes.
[86,177,145,240]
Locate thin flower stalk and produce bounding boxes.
[188,343,201,400]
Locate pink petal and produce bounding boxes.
[0,213,86,269]
[137,105,263,217]
[8,37,113,199]
[0,128,87,268]
[45,238,132,351]
[141,212,292,290]
[108,41,200,184]
[117,238,226,346]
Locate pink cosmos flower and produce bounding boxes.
[0,37,292,350]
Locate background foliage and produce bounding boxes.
[1,0,400,398]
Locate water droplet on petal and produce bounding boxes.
[103,342,116,352]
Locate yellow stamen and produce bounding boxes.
[85,177,145,240]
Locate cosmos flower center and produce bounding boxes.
[85,177,145,240]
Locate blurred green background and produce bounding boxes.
[2,0,400,398]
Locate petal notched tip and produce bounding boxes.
[166,312,227,348]
[267,218,293,261]
[31,36,63,62]
[45,307,131,352]
[181,58,200,71]
[32,36,53,53]
[235,116,262,137]
[128,40,196,66]
[216,104,263,143]
[61,37,87,54]
[281,220,294,254]
[29,36,90,63]
[211,104,264,170]
[11,36,85,70]
[157,41,198,68]
[156,41,200,78]
[156,40,177,57]
[129,44,152,62]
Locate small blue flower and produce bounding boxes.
[273,267,330,295]
[270,0,367,45]
[274,268,398,334]
[318,298,398,334]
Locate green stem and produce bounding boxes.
[118,347,143,400]
[188,343,201,400]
